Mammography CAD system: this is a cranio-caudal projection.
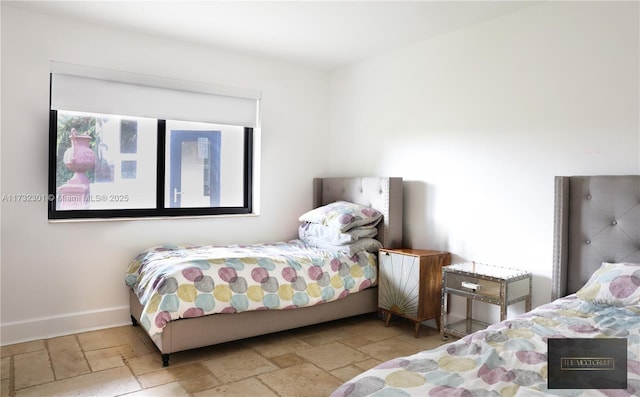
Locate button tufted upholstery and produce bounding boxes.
[312,177,403,248]
[552,175,640,299]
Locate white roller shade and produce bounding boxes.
[50,62,260,127]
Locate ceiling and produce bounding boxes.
[8,1,538,70]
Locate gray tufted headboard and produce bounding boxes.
[552,175,640,299]
[312,177,403,249]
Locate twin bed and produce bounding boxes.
[333,175,640,396]
[126,176,403,366]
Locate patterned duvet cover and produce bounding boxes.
[125,240,377,337]
[332,296,640,397]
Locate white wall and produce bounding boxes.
[0,5,330,344]
[329,1,639,319]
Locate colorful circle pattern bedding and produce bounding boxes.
[332,295,640,397]
[125,240,377,337]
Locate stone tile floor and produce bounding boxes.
[0,314,453,396]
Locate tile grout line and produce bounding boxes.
[9,355,15,397]
[43,339,56,383]
[250,343,283,397]
[121,341,146,395]
[74,334,93,375]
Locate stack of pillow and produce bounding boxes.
[298,201,383,255]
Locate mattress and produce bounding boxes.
[125,240,378,336]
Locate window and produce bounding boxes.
[48,63,259,220]
[165,121,247,209]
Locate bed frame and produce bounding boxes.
[552,175,640,299]
[129,176,403,366]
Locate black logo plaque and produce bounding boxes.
[548,338,627,389]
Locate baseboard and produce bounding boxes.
[1,306,131,346]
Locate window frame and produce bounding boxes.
[47,110,254,220]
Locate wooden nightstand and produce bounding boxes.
[441,262,532,340]
[378,248,451,337]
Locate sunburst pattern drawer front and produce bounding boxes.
[445,273,500,300]
[378,252,419,317]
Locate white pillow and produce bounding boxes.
[298,222,377,245]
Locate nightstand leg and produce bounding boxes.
[500,283,508,321]
[384,311,392,327]
[466,297,472,334]
[414,322,421,338]
[446,293,451,314]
